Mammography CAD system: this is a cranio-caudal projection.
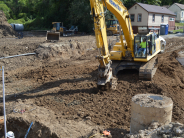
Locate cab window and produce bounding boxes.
[151,34,156,54]
[134,36,147,58]
[112,20,118,25]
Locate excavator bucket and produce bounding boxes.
[46,31,60,41]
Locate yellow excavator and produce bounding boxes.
[90,0,166,90]
[106,19,120,35]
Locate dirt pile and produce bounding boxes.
[125,121,184,138]
[35,40,96,60]
[0,10,16,38]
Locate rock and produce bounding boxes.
[174,127,183,136]
[85,116,91,120]
[138,130,144,134]
[150,122,159,129]
[138,134,144,138]
[163,134,167,138]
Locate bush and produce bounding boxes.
[0,3,11,19]
[18,13,27,20]
[8,18,25,24]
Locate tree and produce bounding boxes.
[68,0,93,32]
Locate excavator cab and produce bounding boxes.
[134,33,158,58]
[134,28,161,60]
[52,22,61,31]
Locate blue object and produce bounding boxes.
[56,23,60,31]
[10,24,15,30]
[160,24,169,35]
[165,24,169,35]
[14,24,24,31]
[24,122,33,138]
[138,48,146,56]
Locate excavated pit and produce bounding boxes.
[0,118,59,138]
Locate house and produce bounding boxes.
[168,3,184,22]
[128,3,176,33]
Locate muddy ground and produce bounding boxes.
[0,34,184,138]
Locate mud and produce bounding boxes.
[0,36,184,137]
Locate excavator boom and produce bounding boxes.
[90,0,117,90]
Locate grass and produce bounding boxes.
[171,29,183,33]
[175,23,184,26]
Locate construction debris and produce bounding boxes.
[124,121,184,138]
[130,94,173,133]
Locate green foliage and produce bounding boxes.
[0,0,180,32]
[0,3,11,19]
[68,0,93,32]
[8,19,21,24]
[18,13,27,20]
[8,18,25,24]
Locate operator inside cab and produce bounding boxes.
[137,38,148,57]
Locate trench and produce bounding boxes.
[0,110,59,138]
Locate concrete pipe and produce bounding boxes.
[130,94,173,134]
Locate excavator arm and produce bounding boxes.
[90,0,134,90]
[90,0,115,90]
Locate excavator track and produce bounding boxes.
[139,56,158,80]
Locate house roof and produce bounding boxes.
[175,3,184,9]
[162,5,170,9]
[136,3,175,16]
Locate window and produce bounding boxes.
[161,15,164,22]
[152,33,156,54]
[112,20,118,25]
[134,36,147,58]
[174,12,177,17]
[137,14,142,22]
[135,6,137,9]
[169,18,174,21]
[152,14,155,22]
[130,14,135,22]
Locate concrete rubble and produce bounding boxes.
[125,121,184,138]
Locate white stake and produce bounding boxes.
[2,66,7,138]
